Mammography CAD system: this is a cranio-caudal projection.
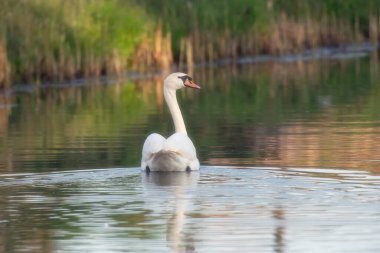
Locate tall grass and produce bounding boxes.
[144,0,379,64]
[0,0,172,85]
[0,42,10,88]
[1,0,380,86]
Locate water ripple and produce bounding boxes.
[1,166,380,252]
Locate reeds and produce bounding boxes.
[1,0,380,87]
[0,42,10,88]
[132,24,173,72]
[0,0,155,86]
[174,12,364,69]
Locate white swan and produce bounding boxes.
[141,72,200,172]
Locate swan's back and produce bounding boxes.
[141,133,199,172]
[150,150,189,172]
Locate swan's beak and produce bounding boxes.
[184,79,201,89]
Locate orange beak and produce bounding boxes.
[184,79,201,89]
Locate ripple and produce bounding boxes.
[1,166,380,252]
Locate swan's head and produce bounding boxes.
[164,72,200,90]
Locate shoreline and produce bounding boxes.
[1,42,378,97]
[2,1,380,88]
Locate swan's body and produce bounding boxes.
[141,73,200,172]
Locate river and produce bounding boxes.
[1,50,380,252]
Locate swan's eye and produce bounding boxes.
[178,76,188,83]
[178,75,189,83]
[178,75,193,83]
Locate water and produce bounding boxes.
[1,53,380,252]
[1,167,380,252]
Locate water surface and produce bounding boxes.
[1,53,380,252]
[1,167,380,252]
[1,54,380,173]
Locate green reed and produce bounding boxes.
[1,0,380,86]
[0,0,156,85]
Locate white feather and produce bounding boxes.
[141,73,200,172]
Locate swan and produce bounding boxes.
[141,72,200,172]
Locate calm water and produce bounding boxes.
[1,167,380,253]
[1,53,380,252]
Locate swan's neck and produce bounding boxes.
[164,87,187,135]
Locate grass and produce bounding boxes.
[1,0,380,86]
[0,0,154,86]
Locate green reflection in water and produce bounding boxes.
[1,56,380,173]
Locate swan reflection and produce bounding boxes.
[142,171,199,187]
[142,171,199,252]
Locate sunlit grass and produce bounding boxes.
[0,0,152,85]
[1,0,380,86]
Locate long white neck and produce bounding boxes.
[164,87,187,135]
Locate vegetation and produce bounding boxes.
[1,0,380,87]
